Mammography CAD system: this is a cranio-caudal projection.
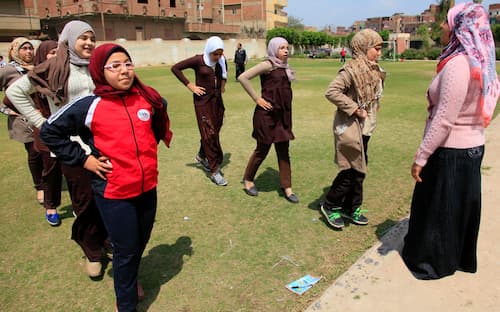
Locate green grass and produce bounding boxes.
[0,59,493,311]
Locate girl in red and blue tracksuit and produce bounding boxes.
[40,44,172,312]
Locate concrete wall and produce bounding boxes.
[0,38,267,66]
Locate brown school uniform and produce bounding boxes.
[171,55,226,172]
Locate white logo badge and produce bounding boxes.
[137,109,150,121]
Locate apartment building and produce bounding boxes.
[0,0,288,41]
[489,3,500,24]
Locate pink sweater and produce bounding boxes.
[415,54,484,167]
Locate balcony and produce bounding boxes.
[0,14,40,31]
[185,22,240,34]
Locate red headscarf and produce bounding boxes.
[89,43,172,146]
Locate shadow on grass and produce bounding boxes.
[307,186,330,211]
[185,152,232,174]
[137,236,193,311]
[58,204,75,220]
[253,167,281,194]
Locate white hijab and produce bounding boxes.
[203,36,227,79]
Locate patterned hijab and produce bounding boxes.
[267,37,295,81]
[344,29,384,107]
[439,2,499,127]
[203,36,227,79]
[8,37,34,71]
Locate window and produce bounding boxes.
[170,0,176,8]
[138,0,148,4]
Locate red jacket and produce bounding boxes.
[41,93,161,199]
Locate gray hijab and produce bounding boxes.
[58,20,94,66]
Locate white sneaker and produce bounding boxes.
[195,154,210,172]
[211,171,227,186]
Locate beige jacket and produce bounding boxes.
[325,69,366,174]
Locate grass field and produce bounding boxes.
[0,59,463,311]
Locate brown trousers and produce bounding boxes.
[62,164,108,262]
[40,150,62,210]
[195,98,225,173]
[24,142,43,191]
[244,141,292,189]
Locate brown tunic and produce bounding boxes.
[171,54,226,172]
[171,54,225,106]
[253,63,294,144]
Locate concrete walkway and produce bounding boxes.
[305,117,500,312]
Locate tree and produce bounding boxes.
[492,24,500,43]
[288,16,305,31]
[416,24,431,49]
[266,28,299,45]
[431,0,455,43]
[379,30,390,41]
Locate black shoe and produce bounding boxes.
[340,207,368,225]
[320,204,344,228]
[285,193,299,203]
[242,180,258,196]
[282,188,299,203]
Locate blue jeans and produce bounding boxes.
[95,188,157,312]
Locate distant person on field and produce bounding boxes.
[321,29,384,229]
[340,47,346,63]
[403,2,499,280]
[234,42,247,80]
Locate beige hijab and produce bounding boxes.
[8,37,34,71]
[343,29,384,107]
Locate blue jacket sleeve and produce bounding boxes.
[40,96,95,166]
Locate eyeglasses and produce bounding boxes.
[103,62,134,73]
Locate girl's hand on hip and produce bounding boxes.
[256,98,273,110]
[411,163,423,182]
[84,155,113,180]
[187,83,206,96]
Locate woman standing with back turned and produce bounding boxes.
[403,2,499,280]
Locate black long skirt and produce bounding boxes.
[402,145,484,280]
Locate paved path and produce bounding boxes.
[305,117,500,312]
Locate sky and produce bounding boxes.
[285,0,498,29]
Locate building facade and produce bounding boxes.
[0,0,288,42]
[489,3,500,24]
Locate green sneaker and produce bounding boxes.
[341,207,368,225]
[320,204,344,229]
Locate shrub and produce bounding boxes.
[425,48,442,60]
[400,48,425,60]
